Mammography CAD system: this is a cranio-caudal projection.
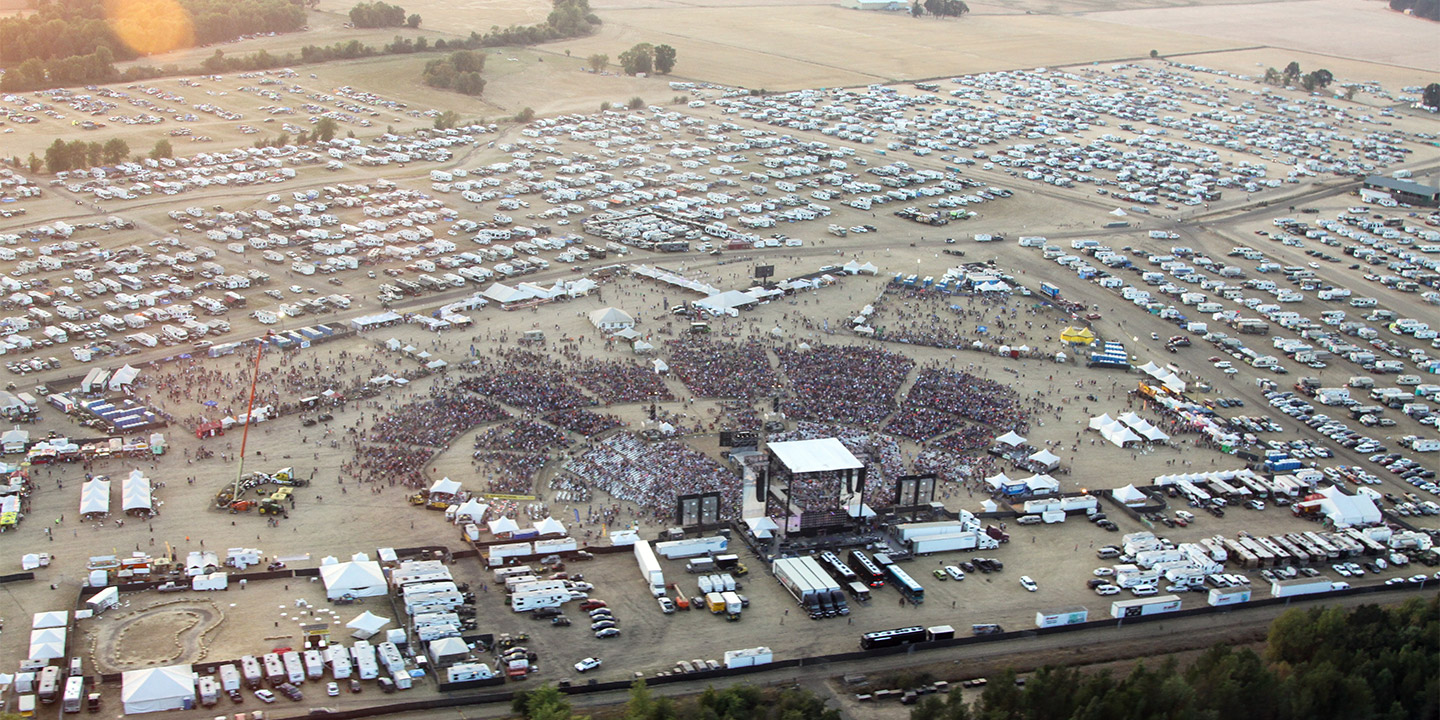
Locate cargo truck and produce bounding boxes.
[910,531,982,555]
[772,557,824,618]
[1110,595,1182,618]
[1270,576,1335,598]
[721,591,743,620]
[635,540,667,597]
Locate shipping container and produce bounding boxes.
[1110,595,1182,618]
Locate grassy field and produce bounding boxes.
[1169,46,1439,91]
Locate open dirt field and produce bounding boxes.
[554,7,1240,89]
[1089,0,1440,71]
[1167,47,1438,91]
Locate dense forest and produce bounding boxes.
[0,0,305,90]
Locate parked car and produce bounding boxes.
[1019,576,1038,592]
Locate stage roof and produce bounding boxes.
[768,438,863,474]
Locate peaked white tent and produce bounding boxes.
[428,477,462,498]
[122,665,196,714]
[1027,449,1061,470]
[1021,474,1060,495]
[29,627,66,660]
[80,478,111,516]
[1088,414,1115,430]
[994,431,1027,448]
[108,364,141,392]
[1317,485,1381,527]
[428,636,469,664]
[319,560,386,600]
[1113,484,1148,506]
[743,516,779,538]
[534,517,566,536]
[32,610,68,629]
[488,516,520,535]
[453,499,488,524]
[588,307,635,331]
[346,610,391,639]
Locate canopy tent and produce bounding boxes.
[1317,485,1381,527]
[632,340,654,354]
[32,610,67,629]
[122,470,151,513]
[975,280,1012,292]
[1137,361,1163,376]
[487,516,520,535]
[1059,326,1096,345]
[611,327,641,340]
[346,610,391,640]
[108,364,141,392]
[428,477,462,498]
[994,431,1027,448]
[533,517,566,536]
[453,499,488,524]
[651,358,669,374]
[844,503,877,518]
[80,478,111,516]
[1026,449,1061,470]
[1088,414,1115,430]
[1113,484,1148,506]
[695,290,759,314]
[588,307,635,330]
[428,636,469,664]
[319,560,387,600]
[743,516,779,539]
[1101,424,1143,447]
[1021,474,1061,495]
[841,260,879,275]
[122,665,196,715]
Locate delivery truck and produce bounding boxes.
[635,540,667,597]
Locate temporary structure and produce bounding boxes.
[588,307,635,331]
[31,610,67,629]
[80,478,111,517]
[346,611,391,640]
[319,560,387,600]
[29,627,66,660]
[1027,449,1061,470]
[743,516,780,538]
[453,499,488,524]
[533,517,566,536]
[994,431,1027,448]
[121,665,196,714]
[487,517,519,535]
[428,477,462,498]
[1112,484,1148,506]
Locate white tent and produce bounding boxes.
[588,307,635,330]
[1102,425,1143,447]
[632,340,654,354]
[1027,449,1061,470]
[428,636,469,664]
[319,560,387,600]
[533,517,566,536]
[453,499,488,524]
[743,516,779,539]
[108,364,141,392]
[21,553,46,570]
[32,610,67,629]
[122,471,151,513]
[429,477,462,498]
[488,517,520,535]
[651,358,669,374]
[29,627,66,661]
[845,503,877,518]
[1317,485,1381,527]
[346,610,391,639]
[994,431,1027,448]
[80,478,111,516]
[1088,414,1114,430]
[1113,484,1148,506]
[122,665,196,714]
[1022,474,1060,495]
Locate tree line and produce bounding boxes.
[911,0,970,18]
[910,597,1437,720]
[348,1,418,28]
[0,0,305,91]
[475,0,600,46]
[1262,61,1335,93]
[422,50,486,96]
[597,42,675,75]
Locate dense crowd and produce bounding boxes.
[563,432,740,523]
[472,420,573,452]
[543,409,623,437]
[932,423,996,454]
[776,345,914,426]
[343,444,435,488]
[664,338,778,399]
[458,366,593,412]
[366,392,510,447]
[884,405,957,442]
[770,421,903,506]
[472,451,550,495]
[865,289,1048,350]
[907,368,1029,432]
[571,359,675,404]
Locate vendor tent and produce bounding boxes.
[121,665,196,715]
[428,477,461,498]
[32,610,67,629]
[346,611,391,640]
[453,499,488,524]
[1113,484,1148,506]
[428,636,469,664]
[108,364,141,392]
[1059,326,1096,345]
[1027,449,1061,470]
[29,627,66,660]
[533,517,566,536]
[487,517,520,535]
[994,431,1027,448]
[1317,485,1381,527]
[588,307,635,331]
[319,560,387,600]
[80,478,111,516]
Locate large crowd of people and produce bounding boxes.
[472,420,573,452]
[543,409,623,437]
[458,365,593,412]
[906,368,1030,433]
[664,337,778,399]
[562,432,740,523]
[366,391,510,447]
[776,345,914,426]
[472,451,550,495]
[571,359,675,404]
[342,444,436,488]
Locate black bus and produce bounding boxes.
[860,626,927,650]
[818,551,859,585]
[847,550,886,588]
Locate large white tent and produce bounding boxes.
[32,610,67,628]
[428,636,469,664]
[994,431,1027,448]
[319,560,387,600]
[29,627,66,660]
[488,516,520,535]
[588,307,635,331]
[1027,449,1061,470]
[80,478,110,516]
[453,498,488,524]
[534,517,566,536]
[428,477,462,498]
[122,470,152,514]
[122,665,195,714]
[1317,485,1381,527]
[743,516,779,538]
[1113,484,1148,506]
[346,610,391,639]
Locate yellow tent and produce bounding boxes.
[1060,326,1096,345]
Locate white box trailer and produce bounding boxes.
[723,646,773,669]
[1035,606,1089,628]
[303,649,326,679]
[655,535,728,559]
[911,532,981,555]
[896,521,971,542]
[487,542,532,567]
[351,643,379,680]
[1270,577,1334,598]
[1207,587,1251,606]
[534,536,578,554]
[635,540,666,596]
[1111,595,1182,618]
[218,663,241,692]
[282,650,305,684]
[241,656,263,689]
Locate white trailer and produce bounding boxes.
[303,649,326,680]
[1110,595,1182,618]
[282,650,305,684]
[241,656,264,689]
[511,589,571,612]
[655,535,728,559]
[351,643,379,680]
[218,663,241,692]
[635,540,666,596]
[329,648,354,679]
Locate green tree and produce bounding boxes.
[44,139,71,173]
[599,101,612,111]
[1283,60,1302,84]
[911,0,924,16]
[515,106,535,122]
[1150,49,1159,58]
[1425,82,1440,109]
[102,138,128,164]
[407,12,421,27]
[618,42,653,75]
[313,116,340,143]
[627,95,645,110]
[150,138,173,160]
[26,153,42,173]
[588,53,608,71]
[653,44,676,74]
[434,110,461,130]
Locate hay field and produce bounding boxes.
[1088,0,1440,71]
[1171,47,1438,91]
[553,6,1241,90]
